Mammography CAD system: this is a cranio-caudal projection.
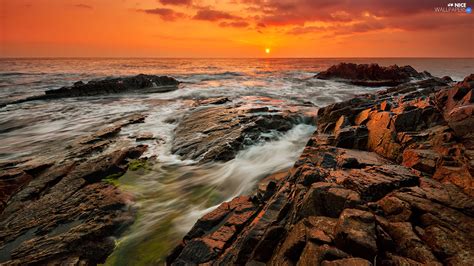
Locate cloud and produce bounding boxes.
[159,0,192,5]
[239,0,459,26]
[193,8,238,21]
[74,4,93,9]
[140,8,185,21]
[219,21,250,28]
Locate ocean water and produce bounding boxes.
[0,58,472,264]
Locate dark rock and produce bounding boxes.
[321,258,373,266]
[45,74,179,98]
[297,243,350,266]
[171,101,315,162]
[299,182,361,218]
[0,145,146,265]
[334,209,377,261]
[315,63,431,87]
[1,75,179,107]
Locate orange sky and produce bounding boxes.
[0,0,473,57]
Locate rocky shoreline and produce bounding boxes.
[0,63,472,265]
[168,66,474,265]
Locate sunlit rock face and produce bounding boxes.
[169,71,474,265]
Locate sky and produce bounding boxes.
[0,0,473,57]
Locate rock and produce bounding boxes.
[299,182,361,218]
[133,132,155,141]
[297,243,350,266]
[171,100,315,162]
[446,104,474,139]
[0,145,146,265]
[45,74,179,97]
[196,97,231,106]
[0,111,148,264]
[383,222,440,264]
[315,63,431,87]
[331,165,419,201]
[1,75,179,107]
[402,149,439,174]
[321,258,373,266]
[334,209,377,261]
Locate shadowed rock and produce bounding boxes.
[315,63,433,87]
[171,99,316,163]
[1,74,179,107]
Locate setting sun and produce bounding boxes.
[265,48,271,54]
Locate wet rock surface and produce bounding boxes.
[0,114,149,265]
[315,63,433,87]
[2,74,179,107]
[168,69,474,265]
[171,97,317,163]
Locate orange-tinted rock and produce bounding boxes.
[321,258,373,266]
[334,209,377,260]
[296,243,350,266]
[383,222,440,264]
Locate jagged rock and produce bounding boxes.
[168,71,474,265]
[382,222,440,264]
[297,243,350,266]
[334,209,377,260]
[315,63,431,87]
[299,182,361,218]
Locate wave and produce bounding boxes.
[179,71,245,83]
[105,123,315,265]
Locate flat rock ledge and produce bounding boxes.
[1,74,179,107]
[168,73,474,265]
[315,63,436,87]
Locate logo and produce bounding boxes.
[435,2,471,13]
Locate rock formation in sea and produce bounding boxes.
[315,63,433,87]
[0,74,179,108]
[168,69,474,265]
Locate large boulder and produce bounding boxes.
[171,99,316,162]
[315,63,432,87]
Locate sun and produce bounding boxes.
[265,48,270,54]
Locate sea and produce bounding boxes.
[0,58,472,265]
